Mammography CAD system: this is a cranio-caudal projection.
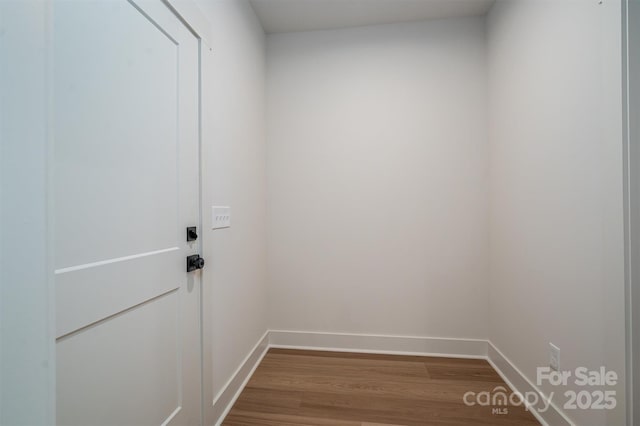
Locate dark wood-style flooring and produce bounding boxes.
[222,349,540,425]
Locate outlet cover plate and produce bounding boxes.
[549,342,560,371]
[212,206,231,229]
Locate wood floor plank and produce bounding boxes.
[298,391,534,425]
[222,349,540,426]
[425,364,504,383]
[247,373,506,402]
[255,360,431,383]
[261,353,431,378]
[224,410,363,426]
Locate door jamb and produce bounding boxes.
[159,2,211,424]
[623,0,638,424]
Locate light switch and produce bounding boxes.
[212,206,231,229]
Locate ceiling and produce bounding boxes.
[249,0,495,34]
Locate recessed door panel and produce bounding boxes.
[55,247,182,338]
[54,0,179,269]
[56,292,180,426]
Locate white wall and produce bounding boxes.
[486,1,626,425]
[266,18,490,338]
[194,0,268,403]
[0,1,55,424]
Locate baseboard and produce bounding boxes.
[487,342,574,426]
[212,330,269,426]
[269,329,489,358]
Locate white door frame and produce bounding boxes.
[0,1,211,424]
[623,0,639,424]
[159,2,212,424]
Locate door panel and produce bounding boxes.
[53,1,201,425]
[56,292,180,426]
[54,0,180,269]
[55,248,181,338]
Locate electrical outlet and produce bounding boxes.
[549,343,560,371]
[212,206,231,229]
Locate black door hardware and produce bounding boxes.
[187,254,205,272]
[186,226,198,242]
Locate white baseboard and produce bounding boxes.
[269,329,488,358]
[487,342,574,426]
[211,330,573,426]
[212,330,269,426]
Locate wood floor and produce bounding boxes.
[222,349,540,426]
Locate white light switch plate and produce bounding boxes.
[212,206,231,229]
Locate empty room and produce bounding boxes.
[2,0,639,425]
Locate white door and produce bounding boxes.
[53,1,201,424]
